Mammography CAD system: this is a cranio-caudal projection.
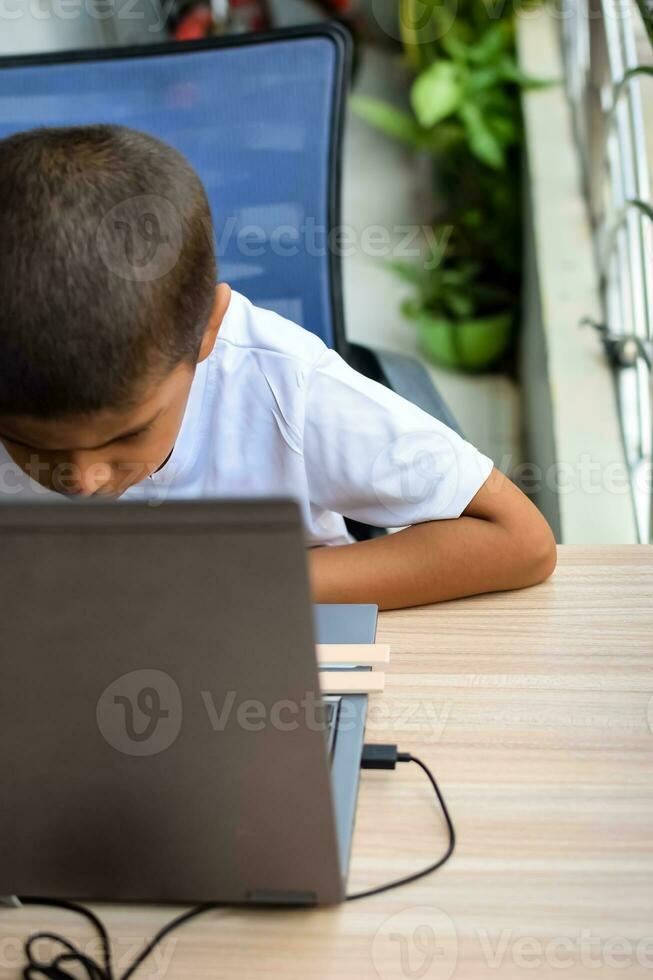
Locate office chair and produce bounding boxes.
[0,24,460,536]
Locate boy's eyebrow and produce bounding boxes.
[0,409,163,453]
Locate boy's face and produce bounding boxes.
[0,362,196,498]
[0,284,229,499]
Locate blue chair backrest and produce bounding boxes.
[0,27,350,352]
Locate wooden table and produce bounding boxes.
[1,546,652,979]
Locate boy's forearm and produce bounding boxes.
[307,518,551,609]
[307,469,557,610]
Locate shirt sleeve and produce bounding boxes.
[302,347,494,527]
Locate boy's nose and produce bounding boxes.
[61,456,112,496]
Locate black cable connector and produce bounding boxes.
[360,743,411,769]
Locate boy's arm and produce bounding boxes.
[308,467,557,610]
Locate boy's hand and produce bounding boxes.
[307,467,557,610]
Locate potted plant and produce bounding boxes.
[353,9,547,371]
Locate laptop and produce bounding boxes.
[0,499,377,905]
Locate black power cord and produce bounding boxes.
[17,747,453,979]
[19,899,221,980]
[347,747,455,901]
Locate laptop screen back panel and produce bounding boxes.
[0,500,343,904]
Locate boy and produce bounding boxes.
[0,125,556,609]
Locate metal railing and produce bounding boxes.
[560,0,653,542]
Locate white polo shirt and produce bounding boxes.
[0,290,493,545]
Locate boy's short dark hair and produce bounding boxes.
[0,124,217,418]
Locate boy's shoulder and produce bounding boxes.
[216,289,328,369]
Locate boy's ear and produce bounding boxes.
[197,283,231,363]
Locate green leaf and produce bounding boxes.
[497,55,556,89]
[386,259,430,286]
[422,120,467,156]
[440,32,473,63]
[466,24,508,64]
[400,297,424,320]
[461,208,483,228]
[444,289,475,318]
[466,66,502,94]
[440,263,480,287]
[458,102,505,169]
[487,113,520,145]
[350,96,424,148]
[410,60,462,128]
